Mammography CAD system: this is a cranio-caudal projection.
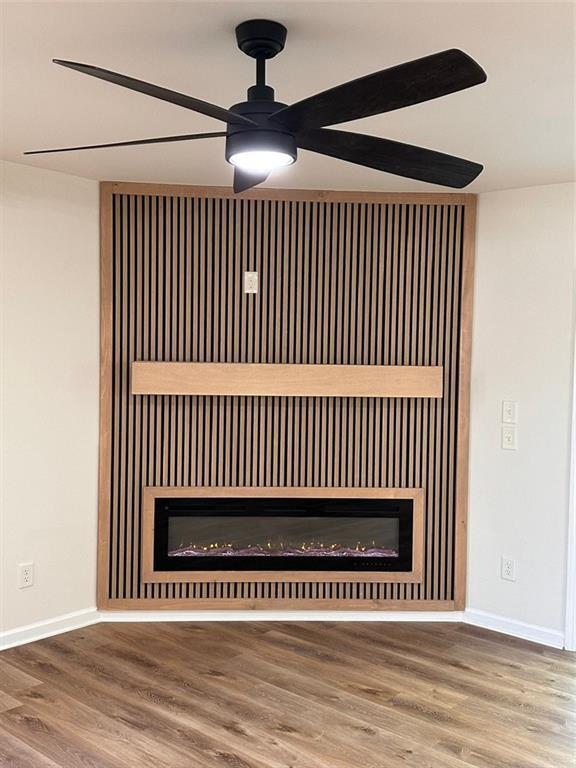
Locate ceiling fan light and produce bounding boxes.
[229,149,295,174]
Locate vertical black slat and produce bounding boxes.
[109,195,118,599]
[420,206,430,600]
[143,197,151,599]
[130,196,140,599]
[119,194,129,599]
[427,205,438,600]
[384,205,392,487]
[124,194,133,599]
[362,204,372,366]
[144,197,152,492]
[176,198,184,488]
[168,195,175,362]
[135,196,144,599]
[276,200,284,363]
[257,200,265,364]
[286,201,294,363]
[221,198,229,363]
[413,201,424,592]
[183,197,189,362]
[450,205,466,599]
[299,202,308,365]
[149,205,159,607]
[400,206,411,600]
[231,198,239,362]
[265,200,273,365]
[431,204,441,599]
[347,204,357,365]
[445,205,458,599]
[238,198,246,363]
[202,197,209,362]
[406,205,417,600]
[177,200,186,601]
[246,199,253,363]
[387,203,395,365]
[319,202,328,364]
[193,196,201,363]
[305,203,315,364]
[344,398,351,487]
[331,203,339,364]
[113,193,123,600]
[445,202,456,601]
[184,197,196,498]
[323,201,332,365]
[160,196,169,602]
[436,204,448,599]
[213,198,221,364]
[340,203,349,365]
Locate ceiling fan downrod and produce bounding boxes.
[235,19,287,102]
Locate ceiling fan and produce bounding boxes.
[25,19,487,193]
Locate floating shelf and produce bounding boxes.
[131,362,443,399]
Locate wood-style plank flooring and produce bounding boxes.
[0,622,574,767]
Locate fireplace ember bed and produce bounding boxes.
[142,487,424,584]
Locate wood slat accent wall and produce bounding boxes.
[98,182,476,610]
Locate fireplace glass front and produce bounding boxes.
[153,497,414,572]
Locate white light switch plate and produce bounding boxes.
[244,271,258,294]
[501,424,517,450]
[502,400,518,424]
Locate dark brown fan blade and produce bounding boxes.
[233,168,269,194]
[271,49,486,132]
[24,131,226,155]
[297,128,483,188]
[53,60,256,126]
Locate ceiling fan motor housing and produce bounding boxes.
[235,19,287,60]
[225,100,297,167]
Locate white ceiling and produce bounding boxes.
[2,1,574,193]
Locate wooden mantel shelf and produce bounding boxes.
[131,362,443,399]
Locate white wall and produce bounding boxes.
[0,161,99,633]
[468,182,575,633]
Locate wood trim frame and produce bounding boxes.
[97,182,476,610]
[102,599,455,611]
[105,181,476,206]
[454,196,477,610]
[131,362,443,398]
[141,486,424,584]
[97,183,113,608]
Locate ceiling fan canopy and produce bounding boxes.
[25,19,488,193]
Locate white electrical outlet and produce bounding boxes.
[502,400,518,424]
[501,557,516,582]
[501,424,517,450]
[17,562,34,589]
[244,271,258,294]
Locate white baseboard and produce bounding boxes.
[99,610,465,623]
[0,608,100,651]
[464,608,564,649]
[1,606,565,651]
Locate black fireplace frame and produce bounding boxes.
[152,496,414,573]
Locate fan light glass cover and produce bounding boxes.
[229,150,294,174]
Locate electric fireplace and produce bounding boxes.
[143,488,424,583]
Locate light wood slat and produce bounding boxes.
[454,198,477,609]
[131,361,444,398]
